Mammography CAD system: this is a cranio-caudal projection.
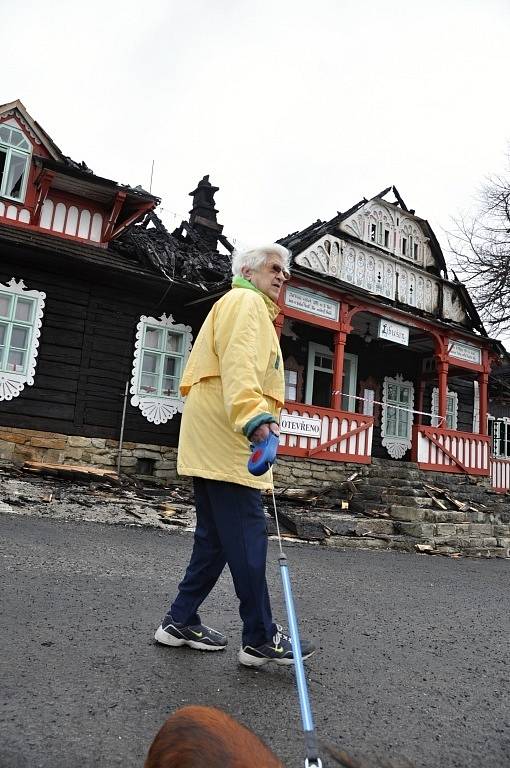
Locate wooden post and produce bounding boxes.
[434,338,449,428]
[332,330,347,411]
[437,360,449,427]
[478,351,491,436]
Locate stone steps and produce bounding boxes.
[343,458,510,557]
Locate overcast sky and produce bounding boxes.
[4,2,510,289]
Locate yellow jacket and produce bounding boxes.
[177,277,285,489]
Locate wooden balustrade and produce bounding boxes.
[412,425,490,476]
[490,457,510,492]
[279,403,373,463]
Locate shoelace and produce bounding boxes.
[273,624,292,647]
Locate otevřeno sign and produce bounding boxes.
[285,286,339,322]
[280,413,322,437]
[378,319,409,346]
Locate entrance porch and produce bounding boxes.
[276,277,504,488]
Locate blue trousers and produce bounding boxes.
[170,477,274,647]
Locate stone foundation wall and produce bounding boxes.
[273,456,371,486]
[0,426,179,482]
[0,426,365,486]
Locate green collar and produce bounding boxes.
[231,275,281,320]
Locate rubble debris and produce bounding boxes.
[1,459,508,558]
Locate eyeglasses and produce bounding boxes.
[268,262,291,281]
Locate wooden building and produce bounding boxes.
[0,100,231,477]
[274,187,509,490]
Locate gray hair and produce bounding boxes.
[231,243,291,277]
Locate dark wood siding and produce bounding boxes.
[0,248,205,447]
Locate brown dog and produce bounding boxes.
[144,705,283,768]
[144,706,415,768]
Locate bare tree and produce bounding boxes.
[448,160,510,335]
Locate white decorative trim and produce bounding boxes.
[130,314,192,425]
[3,111,41,144]
[0,278,46,401]
[295,234,441,313]
[431,387,458,430]
[381,374,414,459]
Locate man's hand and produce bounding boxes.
[250,422,280,444]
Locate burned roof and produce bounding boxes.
[113,212,233,289]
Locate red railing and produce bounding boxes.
[490,457,510,492]
[279,403,374,463]
[412,425,490,476]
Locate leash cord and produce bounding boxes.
[269,467,322,768]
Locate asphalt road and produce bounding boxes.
[0,514,509,768]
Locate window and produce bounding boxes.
[139,325,185,398]
[0,124,31,203]
[0,292,35,374]
[0,277,45,402]
[413,243,419,260]
[489,418,510,459]
[285,369,298,401]
[384,229,390,248]
[305,344,357,412]
[401,237,407,257]
[431,388,458,430]
[381,374,415,459]
[130,314,192,424]
[370,223,377,242]
[384,380,411,438]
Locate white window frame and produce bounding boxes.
[0,123,32,204]
[381,374,415,459]
[473,381,480,432]
[305,342,333,405]
[130,313,192,424]
[341,353,358,412]
[305,342,358,411]
[0,278,45,402]
[431,387,458,430]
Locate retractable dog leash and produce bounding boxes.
[248,432,322,768]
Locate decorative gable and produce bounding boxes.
[0,100,61,161]
[295,233,442,314]
[338,199,436,270]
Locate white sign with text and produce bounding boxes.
[280,413,322,438]
[378,318,410,346]
[285,286,339,321]
[448,340,481,365]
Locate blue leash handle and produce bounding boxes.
[247,431,279,475]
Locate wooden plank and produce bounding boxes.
[22,460,120,484]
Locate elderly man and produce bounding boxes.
[154,244,315,667]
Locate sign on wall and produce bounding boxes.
[448,339,481,365]
[285,286,339,322]
[280,413,322,438]
[378,318,409,346]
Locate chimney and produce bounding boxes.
[188,175,223,249]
